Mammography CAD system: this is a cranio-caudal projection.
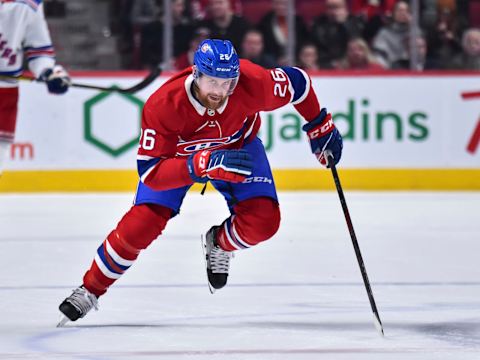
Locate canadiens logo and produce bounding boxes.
[176,130,243,156]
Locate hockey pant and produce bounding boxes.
[0,87,19,143]
[0,87,18,172]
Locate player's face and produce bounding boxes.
[195,74,235,110]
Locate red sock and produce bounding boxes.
[83,203,171,297]
[216,197,281,251]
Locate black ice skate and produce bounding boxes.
[57,285,98,327]
[202,226,233,293]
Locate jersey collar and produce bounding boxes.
[184,74,229,116]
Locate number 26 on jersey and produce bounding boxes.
[140,129,156,150]
[270,69,288,98]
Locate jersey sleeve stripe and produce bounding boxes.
[25,47,55,61]
[0,67,24,77]
[24,45,54,51]
[280,66,310,105]
[291,67,310,105]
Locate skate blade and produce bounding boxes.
[201,234,216,294]
[56,316,69,328]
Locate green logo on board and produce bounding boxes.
[83,87,144,157]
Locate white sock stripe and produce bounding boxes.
[105,240,134,267]
[94,254,122,279]
[232,222,251,248]
[223,221,242,250]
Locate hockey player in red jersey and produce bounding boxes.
[57,39,343,325]
[0,0,70,176]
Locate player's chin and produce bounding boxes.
[206,96,227,110]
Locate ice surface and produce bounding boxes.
[0,191,479,359]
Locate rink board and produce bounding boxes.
[1,169,479,192]
[1,71,479,191]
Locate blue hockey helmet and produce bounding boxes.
[193,39,240,81]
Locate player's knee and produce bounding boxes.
[236,197,281,244]
[115,203,172,251]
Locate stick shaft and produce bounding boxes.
[327,155,384,336]
[0,67,161,94]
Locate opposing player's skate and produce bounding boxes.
[57,286,98,327]
[202,226,233,293]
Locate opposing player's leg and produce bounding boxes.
[58,183,191,325]
[204,137,281,291]
[0,88,19,176]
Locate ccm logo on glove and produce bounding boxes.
[307,116,335,139]
[302,108,343,167]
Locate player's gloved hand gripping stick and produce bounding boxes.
[38,65,70,94]
[188,149,253,183]
[302,108,343,167]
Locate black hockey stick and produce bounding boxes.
[0,66,161,94]
[325,150,384,336]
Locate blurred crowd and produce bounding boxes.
[110,0,480,71]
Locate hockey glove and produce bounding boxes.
[302,108,343,167]
[38,65,70,94]
[187,149,253,183]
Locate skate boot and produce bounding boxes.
[202,226,233,293]
[57,285,98,327]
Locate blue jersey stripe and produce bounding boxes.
[280,67,307,103]
[137,158,161,178]
[24,45,54,51]
[0,67,24,77]
[26,55,55,62]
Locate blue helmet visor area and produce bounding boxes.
[193,67,239,96]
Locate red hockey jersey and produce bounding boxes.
[138,59,321,191]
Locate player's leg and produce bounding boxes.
[58,183,191,324]
[0,88,19,176]
[205,137,280,291]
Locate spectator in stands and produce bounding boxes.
[114,0,136,68]
[447,28,480,70]
[241,29,277,68]
[334,37,385,70]
[131,0,162,68]
[310,0,365,68]
[392,35,440,70]
[297,43,320,71]
[174,28,210,70]
[360,0,396,43]
[172,0,196,58]
[257,0,309,65]
[196,0,251,50]
[372,0,412,68]
[426,6,464,69]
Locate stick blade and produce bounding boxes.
[119,66,162,94]
[373,314,384,337]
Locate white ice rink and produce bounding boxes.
[0,191,479,359]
